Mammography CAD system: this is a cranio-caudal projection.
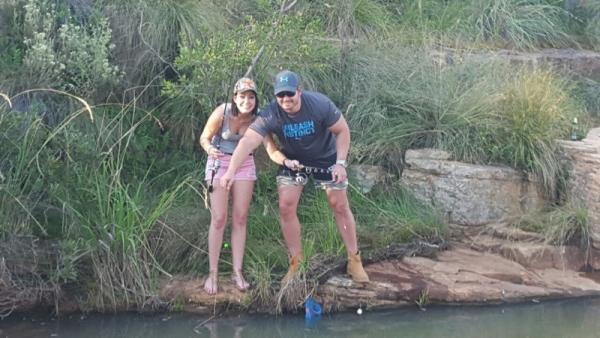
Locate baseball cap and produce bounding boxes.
[273,70,300,95]
[233,77,257,94]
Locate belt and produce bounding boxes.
[223,152,253,156]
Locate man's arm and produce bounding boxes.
[328,115,350,162]
[262,134,302,170]
[263,134,286,165]
[328,115,351,183]
[220,129,264,189]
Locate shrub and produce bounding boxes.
[162,13,338,149]
[19,0,121,100]
[99,0,225,104]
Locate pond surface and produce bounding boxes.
[2,298,600,338]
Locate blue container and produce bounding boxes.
[304,297,322,327]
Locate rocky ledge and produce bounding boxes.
[160,234,600,315]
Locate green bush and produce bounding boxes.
[163,13,338,149]
[99,0,225,104]
[18,0,121,99]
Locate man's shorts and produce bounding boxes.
[275,166,348,190]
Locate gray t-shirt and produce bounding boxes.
[250,91,341,168]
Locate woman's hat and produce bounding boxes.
[234,77,257,94]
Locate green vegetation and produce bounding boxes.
[1,0,598,314]
[513,202,590,250]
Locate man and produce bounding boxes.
[220,70,369,284]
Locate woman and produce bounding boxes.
[199,77,284,294]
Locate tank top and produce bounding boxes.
[211,104,251,154]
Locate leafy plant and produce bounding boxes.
[163,13,338,149]
[19,0,121,99]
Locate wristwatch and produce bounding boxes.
[336,159,348,168]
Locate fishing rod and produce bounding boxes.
[207,72,236,193]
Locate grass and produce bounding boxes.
[1,0,599,316]
[513,202,590,250]
[303,0,394,38]
[468,0,572,50]
[345,43,583,197]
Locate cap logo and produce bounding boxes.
[279,76,289,83]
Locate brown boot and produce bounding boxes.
[347,251,369,283]
[281,252,303,286]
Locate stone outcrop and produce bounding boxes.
[495,49,600,80]
[559,127,600,250]
[349,164,390,193]
[159,245,600,314]
[401,149,544,226]
[433,48,600,80]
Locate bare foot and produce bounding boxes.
[204,270,218,294]
[231,270,250,291]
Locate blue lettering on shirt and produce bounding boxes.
[283,120,315,139]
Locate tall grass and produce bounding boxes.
[98,0,226,103]
[345,44,506,163]
[345,43,582,197]
[581,1,600,50]
[350,182,447,248]
[1,88,203,311]
[513,202,590,250]
[484,68,577,196]
[468,0,572,50]
[302,0,393,38]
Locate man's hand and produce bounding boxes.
[331,164,347,184]
[220,170,235,190]
[283,159,303,171]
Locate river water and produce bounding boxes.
[2,297,600,338]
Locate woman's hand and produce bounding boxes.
[207,145,224,158]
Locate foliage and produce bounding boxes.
[346,43,582,197]
[513,203,590,249]
[99,0,225,103]
[468,0,572,50]
[162,13,338,148]
[580,1,600,50]
[302,0,394,38]
[1,0,599,314]
[482,68,579,196]
[350,183,447,247]
[17,0,121,99]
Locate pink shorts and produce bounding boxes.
[204,154,256,182]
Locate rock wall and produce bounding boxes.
[402,149,544,226]
[495,49,600,80]
[559,127,600,250]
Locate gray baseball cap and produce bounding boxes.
[273,70,300,95]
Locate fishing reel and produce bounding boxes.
[294,172,308,184]
[207,158,221,193]
[209,158,221,171]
